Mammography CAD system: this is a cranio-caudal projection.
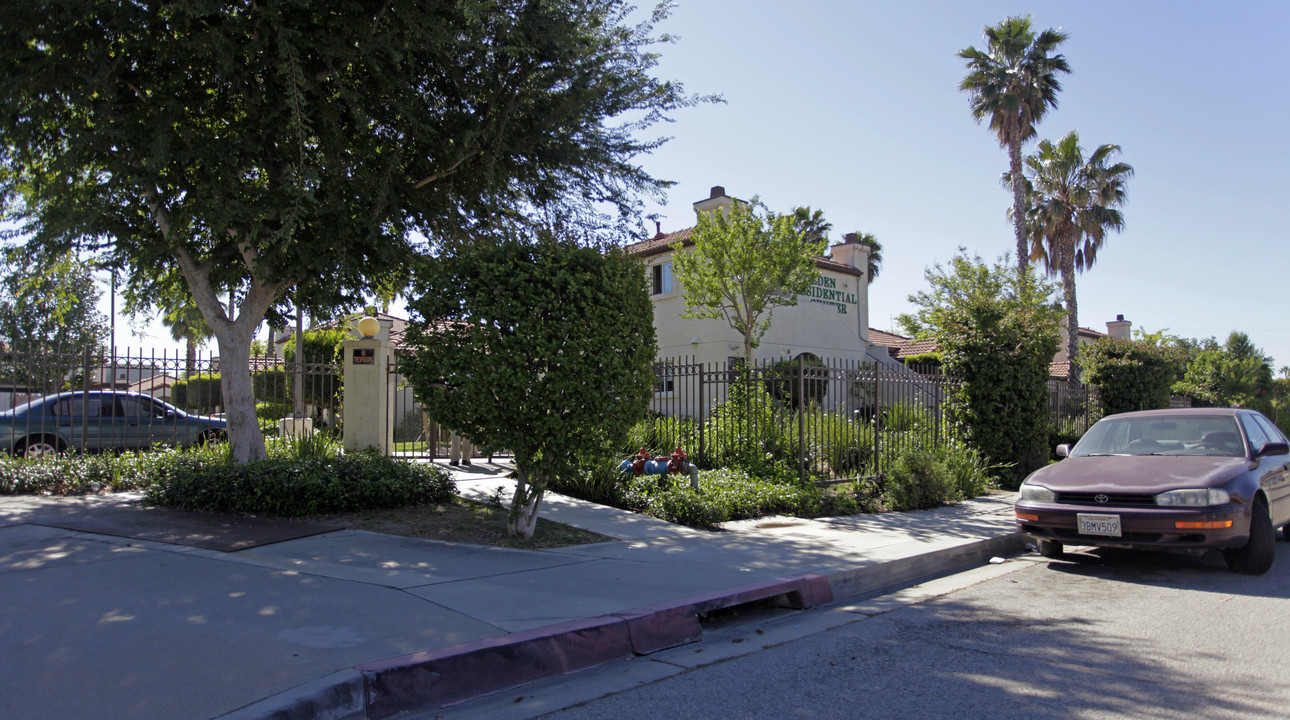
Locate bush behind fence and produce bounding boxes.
[643,356,1094,481]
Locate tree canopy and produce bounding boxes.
[670,199,824,361]
[0,0,703,462]
[0,247,109,393]
[1174,331,1275,413]
[400,236,656,538]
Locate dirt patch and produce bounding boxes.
[301,497,616,549]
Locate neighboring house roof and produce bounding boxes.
[129,374,179,394]
[869,328,1089,379]
[624,228,865,278]
[868,329,937,360]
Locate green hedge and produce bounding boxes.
[172,373,223,412]
[1082,338,1184,415]
[1,444,455,518]
[144,453,454,516]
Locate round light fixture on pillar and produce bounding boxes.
[357,316,381,339]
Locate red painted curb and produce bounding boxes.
[618,574,833,654]
[358,615,632,719]
[355,574,834,718]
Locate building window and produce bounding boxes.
[651,262,673,295]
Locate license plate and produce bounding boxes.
[1077,513,1122,537]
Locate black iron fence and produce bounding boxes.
[1047,378,1097,438]
[644,356,1094,481]
[0,347,339,455]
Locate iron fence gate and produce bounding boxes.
[0,346,339,455]
[646,355,1095,481]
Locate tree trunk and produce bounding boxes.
[1008,138,1030,275]
[175,252,284,464]
[214,336,266,462]
[146,192,286,463]
[1062,247,1081,384]
[507,466,546,539]
[185,335,196,377]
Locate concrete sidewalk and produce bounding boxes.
[0,462,1023,720]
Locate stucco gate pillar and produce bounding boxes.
[342,316,395,453]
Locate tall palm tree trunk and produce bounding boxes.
[1008,139,1030,275]
[1061,249,1081,384]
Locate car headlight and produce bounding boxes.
[1019,483,1056,503]
[1155,488,1231,507]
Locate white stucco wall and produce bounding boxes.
[646,251,871,368]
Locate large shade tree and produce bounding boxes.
[960,16,1071,274]
[1017,130,1133,382]
[0,0,701,462]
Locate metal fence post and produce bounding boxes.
[797,354,805,482]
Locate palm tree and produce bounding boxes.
[960,16,1071,275]
[791,206,833,247]
[164,301,213,378]
[850,232,884,283]
[1019,130,1133,383]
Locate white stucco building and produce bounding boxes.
[625,186,881,372]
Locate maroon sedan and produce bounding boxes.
[1015,408,1290,574]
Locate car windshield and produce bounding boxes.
[1070,415,1245,457]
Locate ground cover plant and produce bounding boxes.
[0,437,453,518]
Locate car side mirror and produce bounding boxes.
[1254,441,1289,459]
[1055,444,1070,457]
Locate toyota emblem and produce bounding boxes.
[1094,494,1109,504]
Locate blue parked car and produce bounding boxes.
[0,390,228,458]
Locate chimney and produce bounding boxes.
[693,185,738,217]
[1106,314,1131,341]
[830,232,870,275]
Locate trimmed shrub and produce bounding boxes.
[144,453,454,516]
[883,448,961,511]
[172,373,223,412]
[1083,338,1184,415]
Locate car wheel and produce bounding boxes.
[18,435,62,459]
[1036,538,1064,559]
[197,429,228,446]
[1223,499,1276,575]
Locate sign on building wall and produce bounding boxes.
[800,275,856,314]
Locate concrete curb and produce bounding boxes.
[215,536,1020,720]
[217,575,832,720]
[828,532,1026,602]
[214,670,367,720]
[357,574,832,719]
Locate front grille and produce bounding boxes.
[1051,527,1163,542]
[1055,492,1157,507]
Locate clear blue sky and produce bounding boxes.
[107,1,1288,369]
[631,0,1290,370]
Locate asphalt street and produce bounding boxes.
[429,544,1290,720]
